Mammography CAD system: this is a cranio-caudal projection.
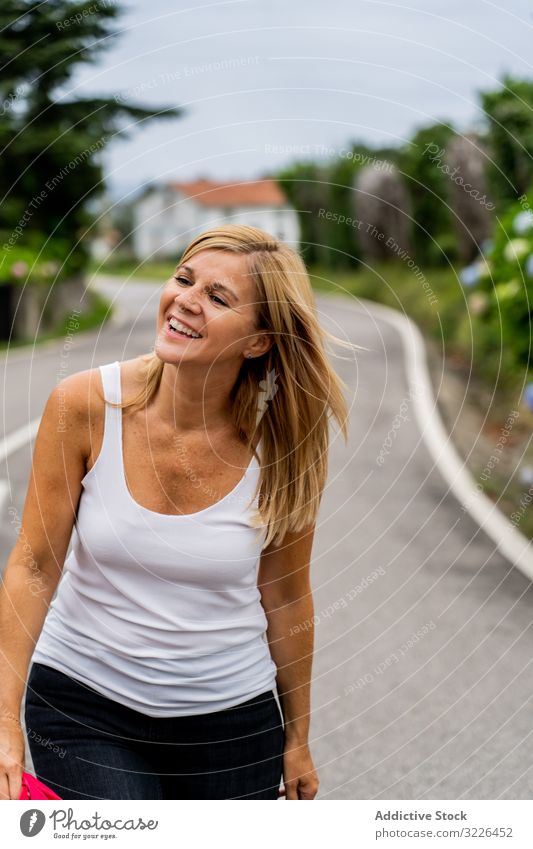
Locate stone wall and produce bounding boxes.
[5,276,87,341]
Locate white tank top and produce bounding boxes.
[31,360,277,716]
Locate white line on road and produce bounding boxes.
[0,418,40,514]
[1,419,40,465]
[0,479,9,516]
[358,297,533,581]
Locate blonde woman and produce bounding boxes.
[0,224,350,800]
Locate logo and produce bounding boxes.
[256,368,279,426]
[20,809,46,836]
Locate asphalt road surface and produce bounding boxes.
[1,275,532,800]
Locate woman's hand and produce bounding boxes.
[281,740,319,799]
[0,718,25,800]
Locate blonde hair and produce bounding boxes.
[110,224,364,549]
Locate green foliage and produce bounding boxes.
[276,161,334,267]
[309,262,463,348]
[0,1,183,275]
[324,154,362,268]
[397,122,458,266]
[458,191,533,377]
[0,233,85,284]
[276,127,461,270]
[276,143,395,270]
[88,255,173,279]
[479,76,533,205]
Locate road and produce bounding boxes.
[2,275,533,800]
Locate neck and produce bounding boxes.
[153,361,238,433]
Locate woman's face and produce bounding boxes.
[155,248,269,367]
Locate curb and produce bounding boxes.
[348,296,533,581]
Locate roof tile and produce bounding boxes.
[168,178,287,208]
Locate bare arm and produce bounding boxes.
[257,523,319,799]
[0,372,92,798]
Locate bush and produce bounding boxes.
[458,191,533,379]
[0,233,86,286]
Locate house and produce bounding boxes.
[132,177,300,259]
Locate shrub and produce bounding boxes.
[458,191,533,380]
[0,233,85,286]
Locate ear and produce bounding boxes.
[248,331,274,358]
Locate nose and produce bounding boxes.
[174,289,201,314]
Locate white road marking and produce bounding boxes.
[359,297,533,581]
[1,418,40,465]
[0,479,9,516]
[0,418,40,515]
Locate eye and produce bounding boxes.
[210,293,228,306]
[173,276,228,307]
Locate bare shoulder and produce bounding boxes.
[120,355,150,400]
[49,367,98,425]
[45,366,104,467]
[49,357,144,469]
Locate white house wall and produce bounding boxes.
[133,191,300,259]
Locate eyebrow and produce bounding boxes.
[176,264,239,304]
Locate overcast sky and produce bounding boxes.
[65,0,532,200]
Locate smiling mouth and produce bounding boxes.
[166,317,203,340]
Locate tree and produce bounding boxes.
[324,143,394,269]
[397,122,457,265]
[479,75,533,205]
[444,132,493,263]
[276,143,397,270]
[276,161,333,267]
[354,163,413,261]
[0,0,184,276]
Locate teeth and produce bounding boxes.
[169,317,201,338]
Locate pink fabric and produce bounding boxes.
[18,771,62,800]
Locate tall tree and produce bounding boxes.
[325,143,396,269]
[354,163,413,261]
[0,0,184,275]
[277,143,397,270]
[480,75,533,204]
[444,132,493,263]
[276,161,332,267]
[397,122,457,265]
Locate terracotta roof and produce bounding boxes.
[168,178,287,208]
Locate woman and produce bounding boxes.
[0,224,351,800]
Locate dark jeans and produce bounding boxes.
[24,662,284,800]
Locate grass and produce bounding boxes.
[309,261,462,334]
[310,262,527,404]
[309,262,533,542]
[88,256,174,281]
